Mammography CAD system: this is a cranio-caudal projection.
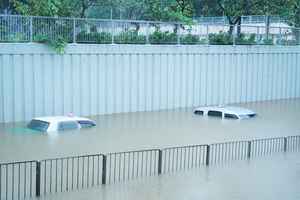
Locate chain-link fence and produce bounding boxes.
[0,15,299,46]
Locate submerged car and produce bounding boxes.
[193,106,256,119]
[27,116,96,132]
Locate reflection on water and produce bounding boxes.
[1,99,300,162]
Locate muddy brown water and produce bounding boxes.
[0,98,300,162]
[34,152,300,200]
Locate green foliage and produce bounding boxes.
[209,32,233,45]
[235,33,257,45]
[76,32,112,44]
[5,33,27,42]
[32,34,67,54]
[262,38,274,45]
[114,30,146,44]
[48,36,67,54]
[143,0,195,25]
[149,30,177,44]
[164,0,195,25]
[12,0,72,16]
[33,34,49,43]
[180,34,207,45]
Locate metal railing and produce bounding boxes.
[106,149,158,184]
[209,141,249,164]
[0,15,299,46]
[161,145,207,173]
[0,161,37,200]
[39,154,104,196]
[0,135,299,200]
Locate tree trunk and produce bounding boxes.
[132,22,140,32]
[173,24,179,34]
[227,16,241,36]
[227,16,234,35]
[237,16,242,37]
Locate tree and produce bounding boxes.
[194,0,222,16]
[12,0,74,16]
[0,0,11,13]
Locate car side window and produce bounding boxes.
[58,121,79,131]
[207,111,222,117]
[78,120,96,128]
[224,113,239,119]
[194,110,204,115]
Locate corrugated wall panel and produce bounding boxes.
[3,55,13,122]
[0,44,300,123]
[0,55,4,122]
[296,54,300,97]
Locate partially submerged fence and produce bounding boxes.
[0,15,300,46]
[0,135,300,200]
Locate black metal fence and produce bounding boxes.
[0,161,37,200]
[106,149,159,184]
[0,135,299,200]
[251,137,285,157]
[161,145,207,173]
[209,141,249,164]
[39,154,104,196]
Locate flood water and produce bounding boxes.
[1,98,300,162]
[35,152,300,200]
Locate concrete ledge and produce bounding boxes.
[0,43,300,55]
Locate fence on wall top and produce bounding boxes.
[0,14,300,46]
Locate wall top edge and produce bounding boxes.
[0,43,300,55]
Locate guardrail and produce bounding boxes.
[0,15,299,46]
[0,135,299,200]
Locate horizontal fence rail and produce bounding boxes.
[0,135,299,200]
[0,15,300,46]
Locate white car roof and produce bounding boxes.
[33,116,93,123]
[194,106,256,116]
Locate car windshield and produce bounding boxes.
[27,120,49,132]
[77,120,96,128]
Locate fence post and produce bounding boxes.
[284,137,288,152]
[73,18,76,43]
[146,22,150,44]
[29,16,33,42]
[247,141,251,159]
[232,26,236,46]
[206,24,209,45]
[177,24,180,45]
[256,26,260,44]
[158,150,163,175]
[102,155,107,184]
[206,145,210,166]
[35,161,41,197]
[111,20,114,44]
